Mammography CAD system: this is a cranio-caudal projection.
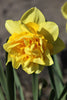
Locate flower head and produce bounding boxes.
[3,7,65,74]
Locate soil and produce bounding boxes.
[0,0,67,100]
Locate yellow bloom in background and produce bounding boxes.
[61,2,67,32]
[3,7,65,74]
[66,23,67,32]
[61,2,67,19]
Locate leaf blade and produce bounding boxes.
[14,70,25,100]
[48,55,66,100]
[0,88,5,100]
[0,59,9,100]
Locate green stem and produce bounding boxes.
[32,73,38,100]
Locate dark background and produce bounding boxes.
[0,0,67,100]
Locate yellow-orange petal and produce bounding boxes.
[26,22,39,33]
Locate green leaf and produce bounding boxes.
[6,53,16,100]
[49,89,55,100]
[48,55,66,100]
[0,88,5,100]
[21,7,45,24]
[58,83,67,100]
[0,59,9,100]
[13,70,25,100]
[6,62,16,100]
[66,95,67,100]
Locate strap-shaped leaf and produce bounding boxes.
[6,62,16,100]
[6,52,16,100]
[58,83,67,100]
[49,89,55,100]
[13,70,25,100]
[0,59,9,100]
[48,55,66,100]
[0,88,5,100]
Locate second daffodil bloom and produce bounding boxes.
[61,2,67,32]
[3,7,65,74]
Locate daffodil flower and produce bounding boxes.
[3,7,65,74]
[61,2,67,32]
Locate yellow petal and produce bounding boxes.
[3,42,11,52]
[22,63,44,74]
[32,49,43,58]
[8,43,20,50]
[52,37,65,54]
[6,53,12,65]
[21,7,45,24]
[3,40,20,53]
[61,2,67,19]
[31,64,44,74]
[26,22,39,33]
[5,20,22,34]
[12,58,20,69]
[44,49,54,66]
[35,65,44,74]
[38,22,59,42]
[23,58,31,68]
[6,54,20,69]
[22,63,35,74]
[5,20,29,34]
[33,58,45,65]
